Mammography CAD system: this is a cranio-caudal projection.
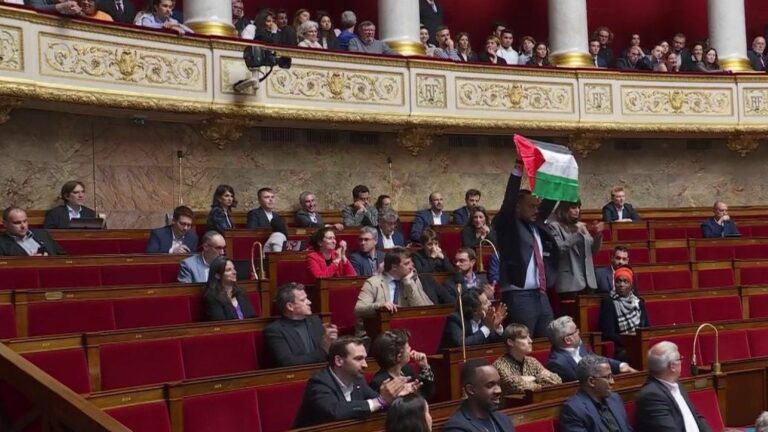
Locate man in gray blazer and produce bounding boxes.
[349,227,385,277]
[177,231,226,283]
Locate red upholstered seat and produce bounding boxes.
[629,249,650,265]
[652,270,692,291]
[0,268,38,289]
[694,245,733,261]
[687,389,725,432]
[160,263,182,283]
[748,294,768,318]
[739,267,768,286]
[749,225,768,237]
[253,329,267,366]
[102,265,163,286]
[277,261,314,286]
[624,400,637,428]
[655,247,690,264]
[698,330,750,364]
[182,388,261,432]
[635,273,654,291]
[0,304,16,339]
[328,286,361,335]
[615,227,649,242]
[644,299,693,326]
[696,268,734,289]
[390,315,448,355]
[594,249,612,267]
[439,231,462,261]
[256,381,309,432]
[735,245,768,260]
[585,304,600,332]
[747,328,768,357]
[247,291,262,318]
[648,334,698,378]
[56,240,121,255]
[654,228,688,240]
[105,401,171,432]
[517,419,555,432]
[113,296,192,329]
[189,295,205,321]
[22,348,91,394]
[118,239,150,254]
[231,235,269,261]
[530,349,549,364]
[181,332,258,379]
[100,339,185,390]
[27,300,116,336]
[38,266,101,288]
[690,296,742,322]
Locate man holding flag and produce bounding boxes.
[493,134,579,338]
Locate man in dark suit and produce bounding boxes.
[444,358,515,432]
[0,207,65,256]
[376,209,405,249]
[247,187,288,232]
[349,227,385,277]
[748,36,767,72]
[701,201,740,238]
[293,336,417,428]
[265,283,338,367]
[590,39,609,68]
[146,206,198,254]
[43,181,98,229]
[546,316,635,383]
[594,245,635,293]
[492,160,559,338]
[441,289,506,349]
[95,0,136,23]
[559,355,633,432]
[672,33,694,71]
[410,192,450,243]
[452,189,481,226]
[419,272,456,305]
[419,0,443,46]
[636,341,712,432]
[602,186,641,223]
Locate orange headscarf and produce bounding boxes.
[613,266,634,284]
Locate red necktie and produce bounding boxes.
[531,229,547,292]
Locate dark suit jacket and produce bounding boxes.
[594,266,638,294]
[293,367,378,428]
[203,288,257,321]
[376,227,405,249]
[96,0,137,23]
[452,206,470,226]
[546,345,622,383]
[43,205,97,229]
[559,390,632,432]
[443,272,489,296]
[0,230,65,256]
[700,218,740,238]
[410,209,450,243]
[246,207,287,234]
[592,55,608,68]
[477,52,508,65]
[145,225,198,254]
[348,250,385,277]
[419,0,443,45]
[206,206,232,234]
[492,172,558,290]
[443,402,515,432]
[599,296,650,349]
[295,209,324,228]
[412,249,455,274]
[601,203,640,223]
[420,273,456,305]
[264,315,326,367]
[440,312,502,349]
[616,58,640,70]
[636,377,712,432]
[598,47,614,67]
[748,50,767,71]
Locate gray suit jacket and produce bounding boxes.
[349,250,385,277]
[548,222,602,293]
[177,254,208,283]
[295,209,324,228]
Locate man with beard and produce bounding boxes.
[410,192,449,243]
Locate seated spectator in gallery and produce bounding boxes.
[206,184,236,234]
[410,192,449,243]
[526,42,550,67]
[138,0,193,35]
[700,48,725,72]
[496,29,518,64]
[306,226,357,280]
[146,205,198,254]
[518,35,536,65]
[202,256,257,321]
[593,26,614,66]
[420,26,436,57]
[616,46,645,70]
[477,36,507,65]
[682,43,705,72]
[274,9,297,46]
[348,21,398,55]
[701,201,740,238]
[293,8,310,43]
[370,329,435,399]
[316,11,339,50]
[456,32,476,63]
[79,0,113,21]
[293,337,418,428]
[600,266,649,362]
[602,186,640,222]
[27,0,82,16]
[440,289,506,349]
[336,10,357,51]
[664,52,681,73]
[265,282,338,367]
[96,0,136,22]
[620,33,648,59]
[443,247,491,298]
[177,231,226,283]
[247,187,288,251]
[452,188,481,226]
[494,323,561,395]
[749,36,767,71]
[461,206,496,248]
[296,191,344,230]
[44,180,97,229]
[385,394,432,432]
[242,9,282,43]
[412,228,455,274]
[297,20,324,49]
[377,209,405,249]
[589,39,608,67]
[349,227,385,277]
[444,359,514,432]
[0,206,65,256]
[343,184,378,227]
[432,26,461,61]
[231,0,249,37]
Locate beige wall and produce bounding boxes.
[0,109,761,228]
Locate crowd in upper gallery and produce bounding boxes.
[11,0,768,72]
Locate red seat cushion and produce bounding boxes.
[652,270,692,291]
[27,300,116,336]
[100,339,185,390]
[624,400,637,428]
[113,296,192,329]
[654,247,689,264]
[635,272,654,291]
[119,239,150,254]
[517,419,555,432]
[616,227,649,241]
[277,260,314,286]
[654,228,688,240]
[102,265,163,286]
[749,225,768,237]
[747,328,768,356]
[690,296,742,322]
[645,299,693,326]
[38,266,101,288]
[181,332,258,379]
[106,401,171,432]
[390,315,448,355]
[160,263,182,283]
[0,268,39,289]
[182,388,261,432]
[695,245,733,261]
[698,330,750,364]
[56,240,121,255]
[439,231,462,262]
[530,349,549,364]
[629,248,651,265]
[740,266,768,286]
[735,244,768,260]
[256,381,308,432]
[0,304,16,339]
[748,294,768,318]
[687,389,725,431]
[22,348,90,394]
[231,235,269,261]
[328,286,361,335]
[696,268,734,289]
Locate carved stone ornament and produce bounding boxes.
[397,128,437,156]
[568,133,604,158]
[622,87,731,115]
[0,96,22,125]
[268,68,403,105]
[198,117,252,150]
[726,135,760,157]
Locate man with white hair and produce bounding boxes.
[545,316,635,383]
[636,341,712,432]
[349,227,385,277]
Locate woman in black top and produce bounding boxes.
[316,11,338,50]
[461,206,497,248]
[477,35,507,65]
[370,329,435,400]
[206,184,236,234]
[203,256,257,321]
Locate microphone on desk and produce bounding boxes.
[691,323,721,376]
[477,238,499,273]
[249,241,265,280]
[456,282,466,363]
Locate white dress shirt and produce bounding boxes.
[523,225,544,290]
[67,204,82,220]
[431,211,443,225]
[381,233,395,249]
[658,378,701,432]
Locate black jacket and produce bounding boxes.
[293,367,378,428]
[246,207,287,234]
[418,0,443,45]
[443,402,516,432]
[43,205,97,229]
[636,377,712,432]
[203,288,257,321]
[95,0,137,23]
[264,315,326,367]
[599,296,650,349]
[0,230,65,256]
[440,312,502,349]
[369,363,434,400]
[420,273,456,305]
[602,202,641,223]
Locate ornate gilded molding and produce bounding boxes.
[726,135,760,157]
[38,33,205,91]
[397,127,438,156]
[584,84,612,114]
[568,133,604,158]
[197,117,254,149]
[0,25,23,72]
[621,86,733,116]
[415,74,447,108]
[0,96,21,124]
[456,78,573,113]
[267,67,404,106]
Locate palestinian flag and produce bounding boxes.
[513,134,579,202]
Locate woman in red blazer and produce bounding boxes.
[306,226,357,280]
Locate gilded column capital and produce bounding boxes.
[0,96,22,125]
[397,127,437,156]
[726,134,760,157]
[568,133,604,157]
[197,117,253,150]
